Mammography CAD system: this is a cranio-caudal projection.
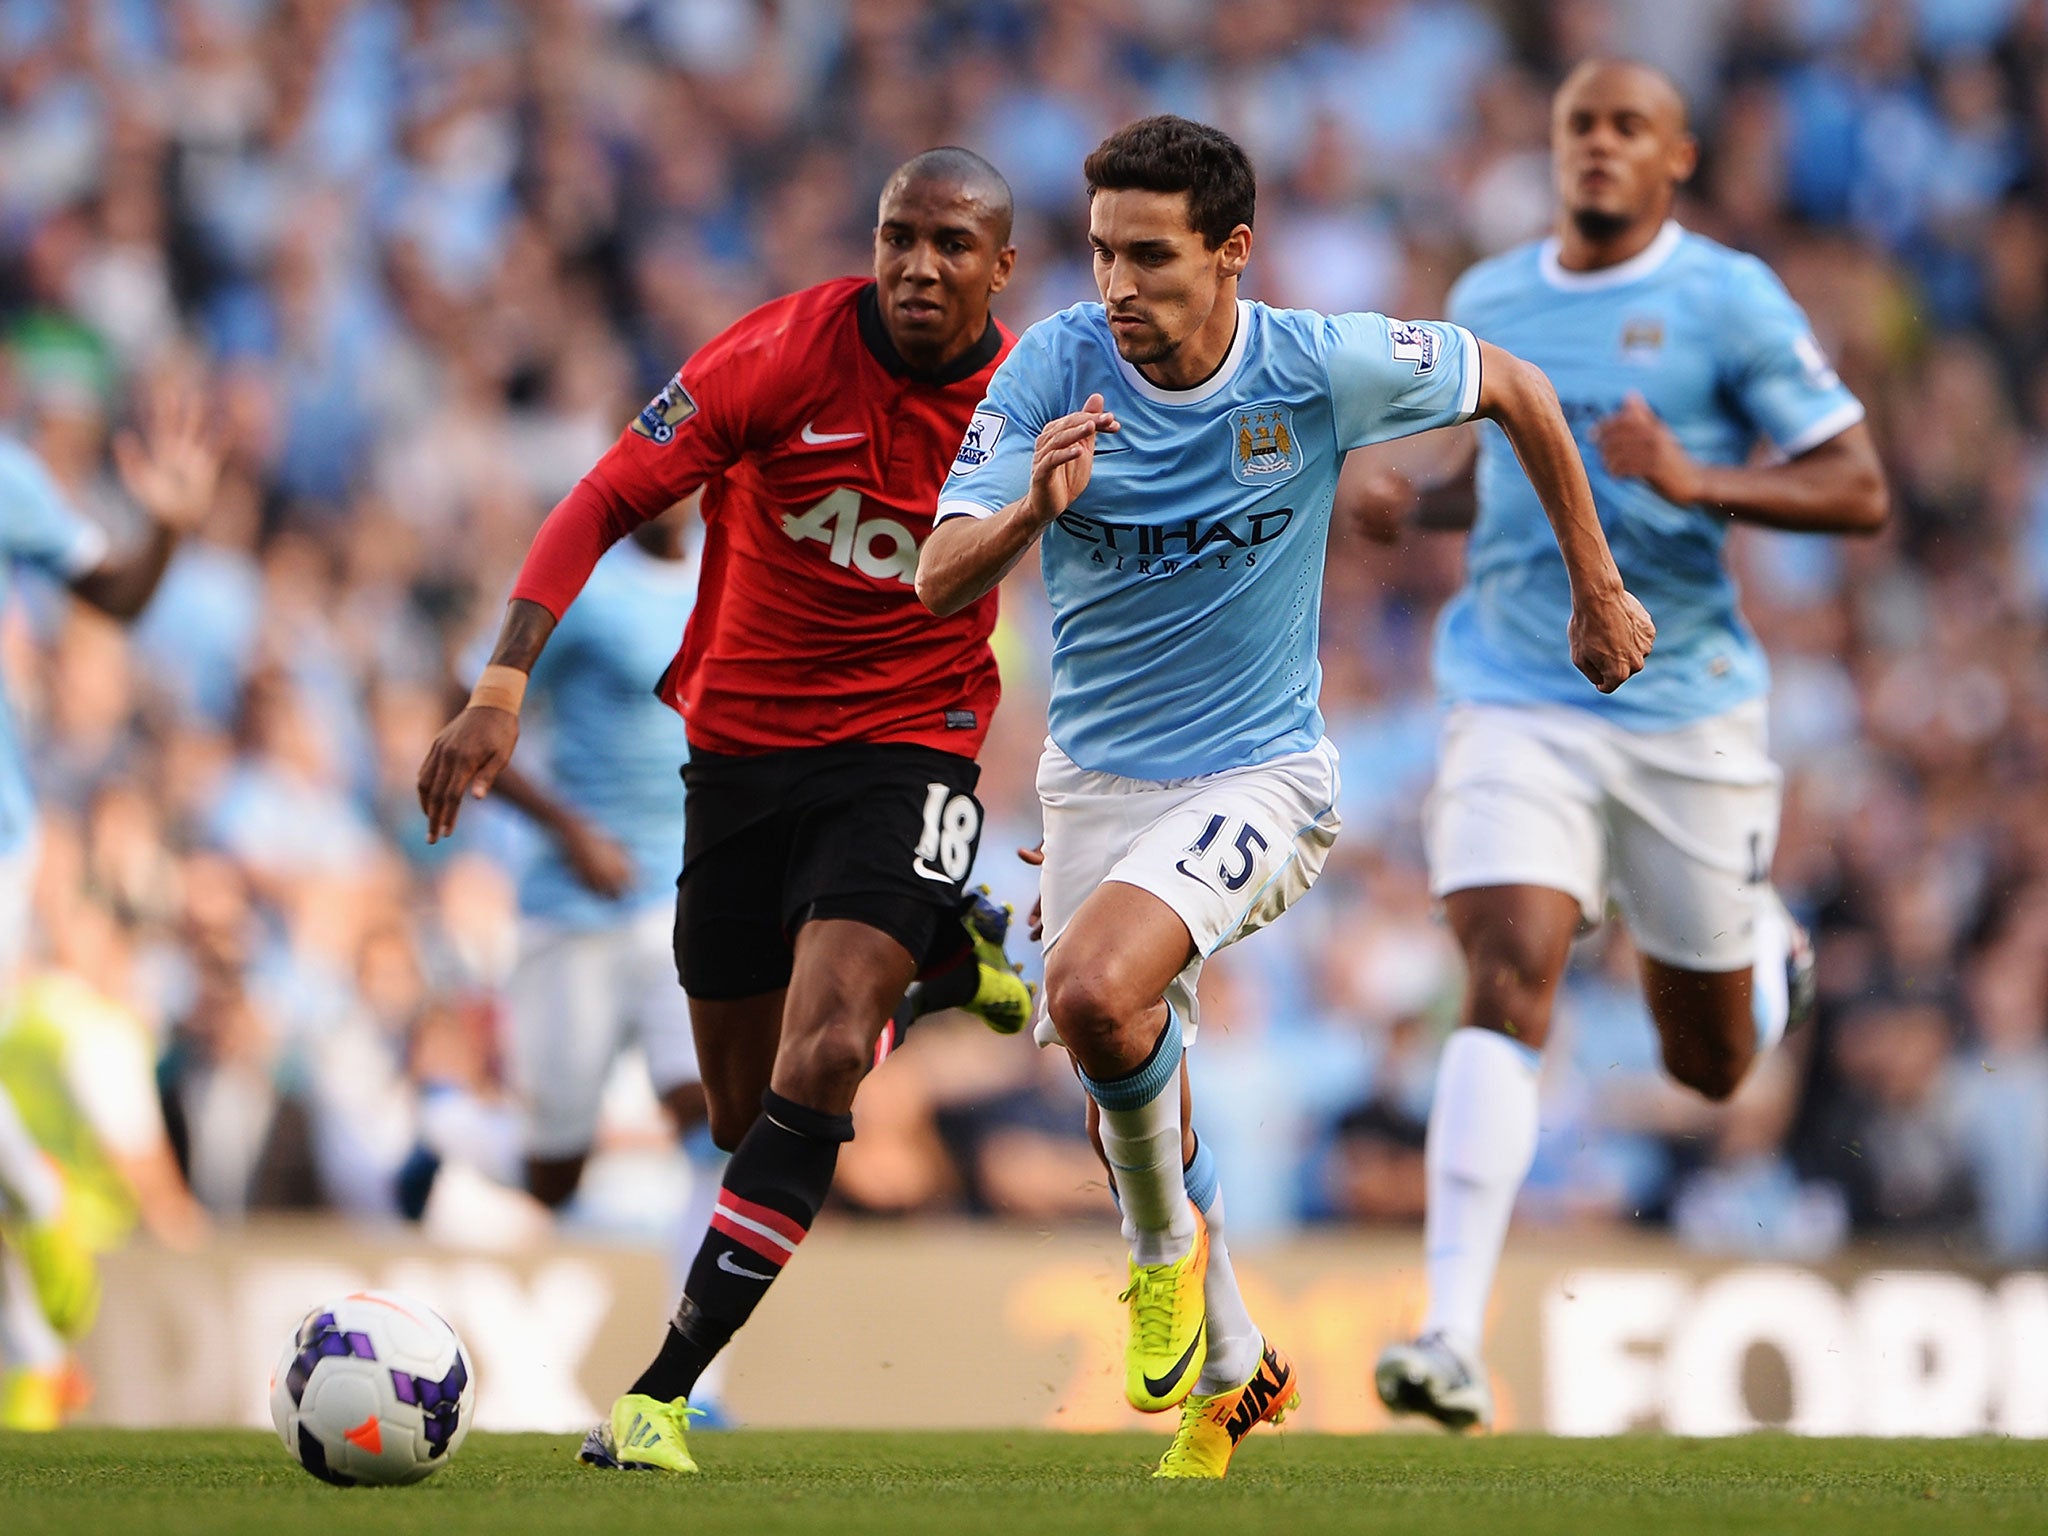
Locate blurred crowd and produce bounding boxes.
[5,0,2048,1261]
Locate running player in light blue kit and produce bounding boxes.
[478,502,708,1209]
[1362,60,1889,1432]
[920,115,1653,1477]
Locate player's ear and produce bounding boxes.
[1670,132,1699,186]
[1217,225,1252,280]
[988,244,1017,297]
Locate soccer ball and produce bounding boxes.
[270,1290,475,1486]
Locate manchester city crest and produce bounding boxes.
[1228,404,1302,486]
[631,373,698,444]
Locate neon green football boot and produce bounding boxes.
[1122,1210,1210,1413]
[578,1393,702,1473]
[960,888,1035,1035]
[5,1201,100,1341]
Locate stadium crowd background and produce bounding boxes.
[3,0,2048,1263]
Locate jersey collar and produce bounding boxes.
[1538,220,1684,292]
[1111,299,1252,407]
[856,282,1003,386]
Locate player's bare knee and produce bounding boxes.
[1664,1039,1750,1102]
[1044,961,1146,1060]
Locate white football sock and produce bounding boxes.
[1751,889,1793,1054]
[1421,1027,1542,1353]
[1080,1010,1195,1266]
[0,1091,58,1225]
[1186,1161,1262,1395]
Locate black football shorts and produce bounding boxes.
[674,742,985,1000]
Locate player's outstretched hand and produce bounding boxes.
[418,705,519,843]
[114,385,222,534]
[1593,393,1705,506]
[561,817,634,900]
[1569,585,1656,693]
[1026,394,1119,525]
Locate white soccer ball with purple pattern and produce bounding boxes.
[269,1290,475,1486]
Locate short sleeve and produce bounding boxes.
[1323,313,1482,451]
[0,441,107,579]
[1719,256,1864,458]
[935,326,1062,523]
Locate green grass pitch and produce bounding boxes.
[4,1430,2044,1535]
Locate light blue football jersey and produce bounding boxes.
[939,300,1479,780]
[0,440,107,854]
[1436,221,1865,730]
[505,540,696,928]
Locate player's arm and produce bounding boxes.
[1339,428,1480,543]
[489,761,634,899]
[1593,397,1887,533]
[1473,340,1655,693]
[917,393,1120,617]
[67,388,222,620]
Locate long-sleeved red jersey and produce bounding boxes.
[513,276,1013,758]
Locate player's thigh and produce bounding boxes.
[1043,739,1343,1042]
[505,923,623,1161]
[1425,705,1607,928]
[674,752,801,1002]
[1606,707,1783,973]
[784,743,985,986]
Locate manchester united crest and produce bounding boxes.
[1228,404,1302,486]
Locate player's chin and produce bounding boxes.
[1109,327,1170,365]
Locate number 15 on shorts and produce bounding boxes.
[1176,813,1269,893]
[913,782,981,886]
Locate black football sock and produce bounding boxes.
[912,948,981,1016]
[628,1089,853,1403]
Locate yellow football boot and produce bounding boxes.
[577,1393,701,1473]
[1154,1342,1300,1479]
[1121,1209,1209,1413]
[7,1204,100,1341]
[0,1366,65,1432]
[961,888,1034,1036]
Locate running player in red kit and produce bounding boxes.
[416,149,1021,1473]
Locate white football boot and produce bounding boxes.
[1374,1331,1493,1431]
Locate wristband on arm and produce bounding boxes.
[468,664,528,716]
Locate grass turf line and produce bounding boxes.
[3,1429,2044,1536]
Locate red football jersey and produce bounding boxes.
[513,276,1013,758]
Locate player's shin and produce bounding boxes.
[627,1089,853,1403]
[1184,1134,1262,1394]
[1420,1028,1541,1351]
[1750,889,1804,1053]
[1078,1008,1196,1264]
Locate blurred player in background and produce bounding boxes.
[474,500,709,1211]
[1359,60,1889,1431]
[919,114,1652,1477]
[0,391,220,1429]
[418,148,1031,1475]
[0,897,209,1429]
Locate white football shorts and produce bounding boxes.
[1032,735,1342,1046]
[1425,698,1783,971]
[506,902,700,1160]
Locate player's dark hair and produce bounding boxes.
[1084,115,1255,248]
[884,147,1015,245]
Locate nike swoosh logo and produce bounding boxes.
[1142,1325,1206,1399]
[800,423,865,446]
[717,1250,775,1281]
[911,860,958,884]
